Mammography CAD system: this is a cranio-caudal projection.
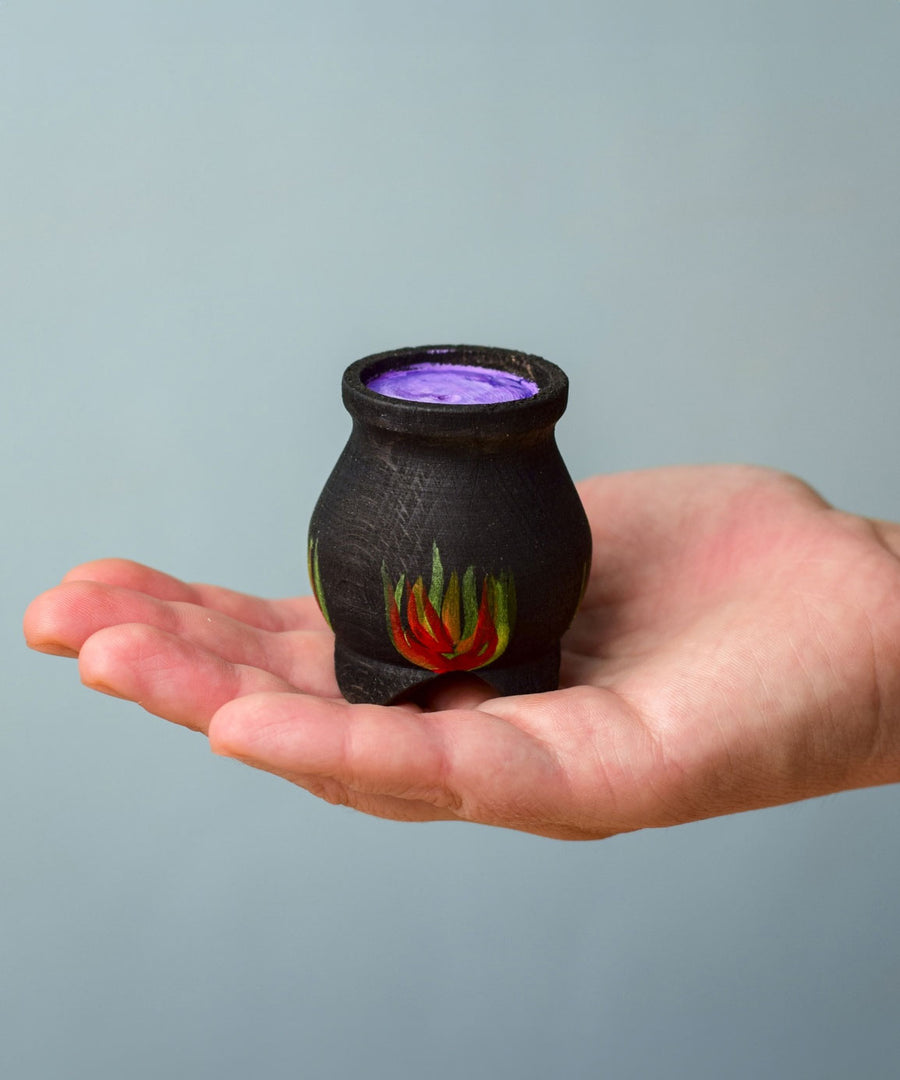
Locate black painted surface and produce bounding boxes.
[309,344,592,704]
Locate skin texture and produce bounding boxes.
[23,466,900,840]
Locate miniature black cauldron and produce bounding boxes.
[308,344,592,704]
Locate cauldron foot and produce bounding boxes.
[334,641,561,706]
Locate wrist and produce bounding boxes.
[863,516,900,786]
[869,517,900,561]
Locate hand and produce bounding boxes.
[23,466,900,840]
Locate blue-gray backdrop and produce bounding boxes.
[3,2,899,1077]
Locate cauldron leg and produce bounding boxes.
[334,640,561,706]
[334,641,440,705]
[476,645,561,698]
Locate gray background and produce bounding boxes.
[3,2,899,1077]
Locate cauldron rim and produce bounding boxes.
[341,343,568,437]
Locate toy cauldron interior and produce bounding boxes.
[308,344,592,704]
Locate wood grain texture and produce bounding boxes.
[309,345,592,704]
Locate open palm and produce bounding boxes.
[25,466,900,839]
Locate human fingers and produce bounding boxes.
[60,558,327,632]
[77,623,301,733]
[25,580,340,698]
[208,691,612,839]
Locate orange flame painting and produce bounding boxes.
[381,544,516,673]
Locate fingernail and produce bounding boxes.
[28,640,79,659]
[84,680,128,700]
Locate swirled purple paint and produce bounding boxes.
[366,362,538,404]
